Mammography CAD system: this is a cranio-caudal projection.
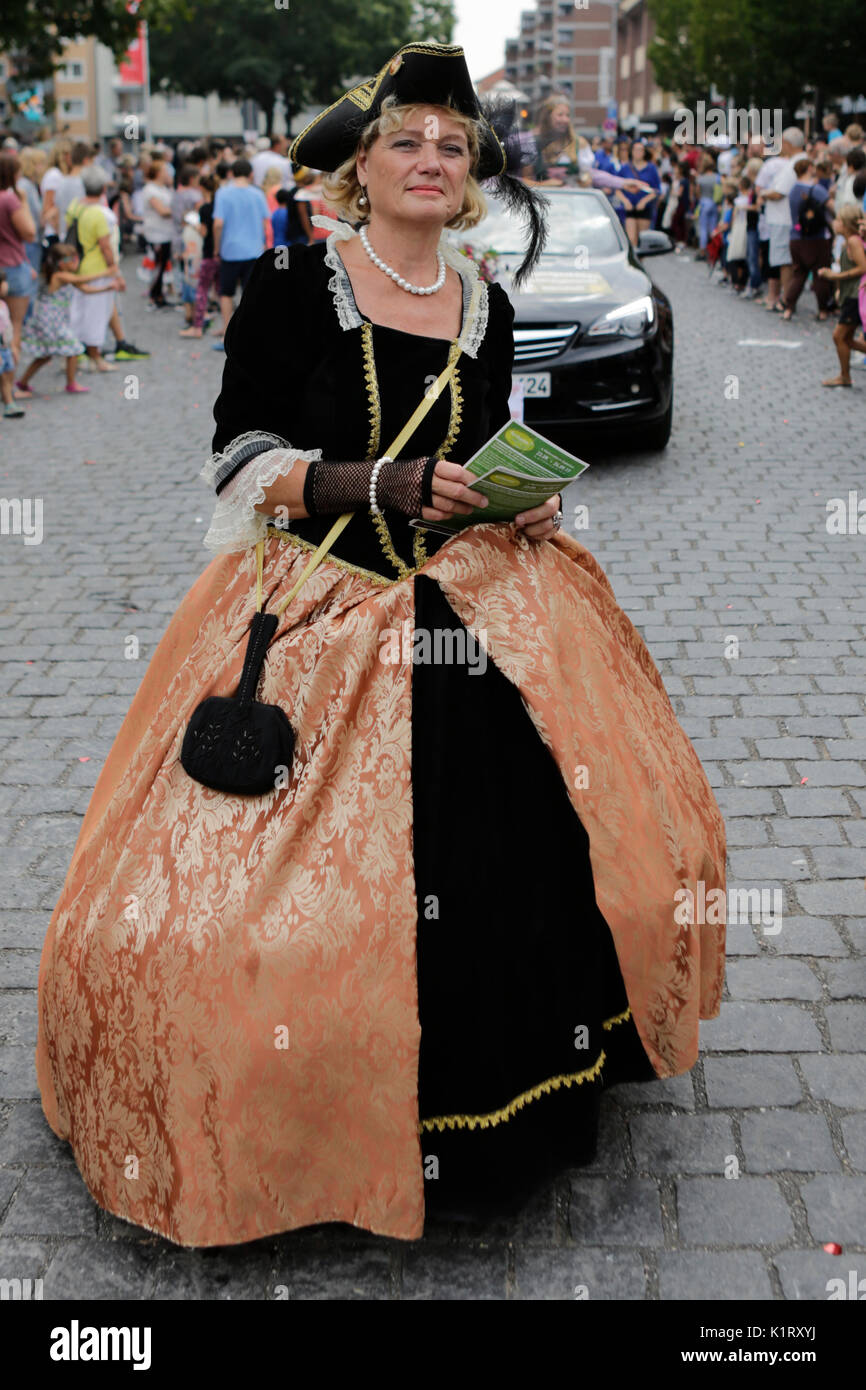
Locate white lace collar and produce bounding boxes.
[314,214,489,360]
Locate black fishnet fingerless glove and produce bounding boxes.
[304,456,438,518]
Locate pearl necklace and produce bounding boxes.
[359,223,446,296]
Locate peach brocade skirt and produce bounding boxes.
[35,525,726,1246]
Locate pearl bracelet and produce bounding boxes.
[369,455,391,515]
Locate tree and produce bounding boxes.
[1,0,184,84]
[148,0,457,136]
[648,0,864,122]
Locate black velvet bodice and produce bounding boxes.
[211,238,516,576]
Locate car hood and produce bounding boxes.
[483,253,652,325]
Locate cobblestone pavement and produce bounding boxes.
[0,249,864,1301]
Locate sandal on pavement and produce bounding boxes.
[65,382,90,393]
[821,376,852,387]
[14,380,34,398]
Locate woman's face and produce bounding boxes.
[357,105,471,229]
[551,104,570,132]
[631,142,646,163]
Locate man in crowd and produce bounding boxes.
[757,126,804,312]
[212,156,269,345]
[251,135,293,190]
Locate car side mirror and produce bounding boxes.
[637,230,674,257]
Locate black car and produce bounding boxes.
[448,187,675,450]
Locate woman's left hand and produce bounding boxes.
[514,493,562,541]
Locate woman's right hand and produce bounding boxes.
[421,459,490,523]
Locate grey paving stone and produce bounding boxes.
[0,1101,72,1166]
[676,1177,794,1245]
[704,1055,804,1109]
[0,1237,50,1281]
[794,761,866,787]
[150,1241,277,1300]
[724,819,771,847]
[514,1247,646,1300]
[401,1246,506,1300]
[799,1055,866,1108]
[811,848,866,879]
[628,1113,734,1174]
[762,917,847,956]
[821,958,866,999]
[740,1111,839,1173]
[841,1114,866,1172]
[1,1166,97,1236]
[825,1004,866,1052]
[796,881,866,918]
[801,1176,866,1247]
[771,818,848,845]
[0,954,40,989]
[43,1238,160,1300]
[271,1244,393,1300]
[728,849,809,880]
[612,1071,696,1110]
[657,1251,773,1301]
[0,1047,38,1100]
[774,1251,866,1301]
[778,790,851,817]
[725,959,821,1001]
[0,994,37,1047]
[0,1170,20,1221]
[699,1002,821,1053]
[568,1178,663,1246]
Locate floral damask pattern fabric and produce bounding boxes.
[36,524,725,1247]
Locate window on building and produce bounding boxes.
[620,54,630,79]
[60,98,87,119]
[60,60,86,82]
[165,93,187,111]
[635,46,645,73]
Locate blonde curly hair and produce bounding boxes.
[320,95,489,231]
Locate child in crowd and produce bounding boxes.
[179,210,202,328]
[818,205,866,387]
[0,270,24,418]
[716,188,736,283]
[725,177,752,292]
[179,174,218,339]
[14,242,122,396]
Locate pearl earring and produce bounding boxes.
[358,188,368,208]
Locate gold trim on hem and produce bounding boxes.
[418,1007,633,1134]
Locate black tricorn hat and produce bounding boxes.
[289,42,507,181]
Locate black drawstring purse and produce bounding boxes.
[179,342,467,797]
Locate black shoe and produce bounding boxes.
[113,340,150,359]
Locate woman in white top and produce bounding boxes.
[141,158,174,306]
[39,139,72,244]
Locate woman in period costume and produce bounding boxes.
[35,43,726,1248]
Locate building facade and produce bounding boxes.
[616,0,677,130]
[502,0,679,134]
[504,0,619,134]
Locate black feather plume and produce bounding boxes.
[477,93,549,291]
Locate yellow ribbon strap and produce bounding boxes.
[273,511,354,617]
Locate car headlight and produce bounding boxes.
[586,295,656,339]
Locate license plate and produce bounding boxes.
[513,372,551,398]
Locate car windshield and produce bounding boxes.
[452,192,625,259]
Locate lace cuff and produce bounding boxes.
[201,443,322,553]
